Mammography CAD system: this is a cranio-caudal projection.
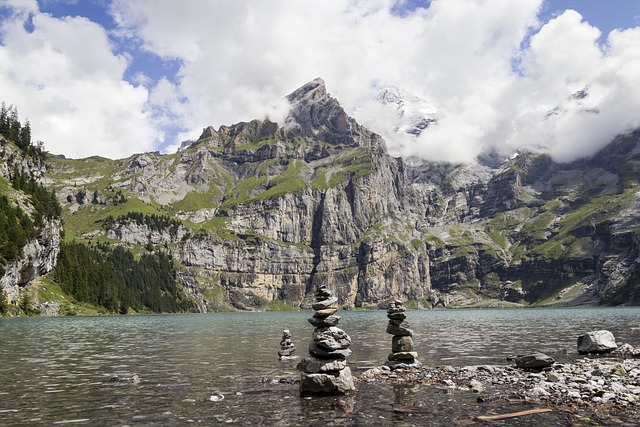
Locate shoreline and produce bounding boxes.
[358,354,640,423]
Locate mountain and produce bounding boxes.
[3,78,640,314]
[375,85,438,136]
[0,111,62,315]
[42,78,430,312]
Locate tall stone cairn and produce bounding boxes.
[298,285,356,396]
[384,300,422,369]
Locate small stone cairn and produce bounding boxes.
[278,329,296,360]
[298,285,355,396]
[385,300,422,369]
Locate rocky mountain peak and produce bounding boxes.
[286,77,327,105]
[284,78,386,153]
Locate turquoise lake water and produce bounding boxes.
[1,307,639,425]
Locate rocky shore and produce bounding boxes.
[360,351,640,421]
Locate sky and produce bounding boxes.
[0,0,639,163]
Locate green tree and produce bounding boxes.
[0,286,8,315]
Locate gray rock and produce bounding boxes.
[278,329,296,358]
[384,358,423,370]
[577,330,618,354]
[313,307,339,317]
[308,315,341,328]
[313,326,351,351]
[612,343,640,358]
[514,352,555,370]
[469,379,484,393]
[392,335,414,352]
[300,366,355,396]
[386,322,413,337]
[388,351,418,361]
[387,312,407,321]
[308,342,352,360]
[297,356,347,373]
[312,296,338,310]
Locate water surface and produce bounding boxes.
[1,307,639,425]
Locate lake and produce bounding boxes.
[1,307,639,425]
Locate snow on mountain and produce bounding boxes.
[375,86,439,137]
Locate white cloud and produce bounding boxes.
[0,0,38,16]
[0,4,159,158]
[1,0,639,162]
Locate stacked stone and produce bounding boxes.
[278,329,296,360]
[298,285,355,396]
[385,300,422,369]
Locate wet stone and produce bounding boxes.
[313,307,339,317]
[308,315,340,328]
[388,351,419,361]
[312,296,338,311]
[578,330,618,355]
[297,356,347,373]
[300,367,355,396]
[387,312,407,321]
[300,285,354,396]
[392,335,414,353]
[313,326,351,351]
[388,318,405,326]
[514,352,555,370]
[278,329,296,359]
[314,285,333,300]
[309,342,352,360]
[385,301,420,369]
[386,322,413,337]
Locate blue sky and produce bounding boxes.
[1,0,640,162]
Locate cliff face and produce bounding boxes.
[41,80,640,310]
[46,79,430,311]
[407,131,640,306]
[0,136,62,307]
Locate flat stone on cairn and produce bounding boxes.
[384,300,422,370]
[278,329,297,360]
[298,285,355,396]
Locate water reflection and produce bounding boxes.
[0,307,639,425]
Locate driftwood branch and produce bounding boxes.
[474,408,552,422]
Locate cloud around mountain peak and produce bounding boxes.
[0,1,639,163]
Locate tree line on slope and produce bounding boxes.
[0,102,61,277]
[101,212,184,237]
[0,102,45,163]
[55,242,194,314]
[0,102,197,315]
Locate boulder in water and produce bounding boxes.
[577,330,617,354]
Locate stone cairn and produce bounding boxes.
[278,329,296,360]
[385,300,422,369]
[298,285,355,396]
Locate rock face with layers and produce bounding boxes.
[0,136,63,306]
[384,301,422,369]
[40,78,640,310]
[298,285,355,396]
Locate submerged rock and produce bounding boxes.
[300,367,356,396]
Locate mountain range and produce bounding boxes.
[2,78,640,315]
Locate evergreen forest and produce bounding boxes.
[2,101,194,315]
[55,242,194,314]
